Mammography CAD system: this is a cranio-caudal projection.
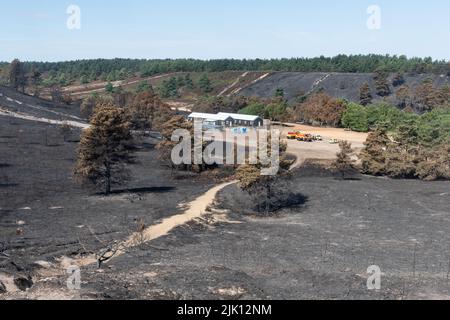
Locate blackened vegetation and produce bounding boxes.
[331,141,358,180]
[219,175,308,216]
[95,186,175,196]
[250,177,309,214]
[156,115,220,174]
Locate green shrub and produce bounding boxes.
[341,103,369,132]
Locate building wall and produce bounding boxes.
[188,116,263,128]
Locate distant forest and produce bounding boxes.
[1,55,449,87]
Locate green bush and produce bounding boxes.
[238,100,290,121]
[341,103,369,132]
[360,106,450,180]
[238,102,267,118]
[416,108,450,146]
[342,102,420,133]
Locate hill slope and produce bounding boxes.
[237,72,450,105]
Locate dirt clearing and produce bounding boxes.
[276,124,368,167]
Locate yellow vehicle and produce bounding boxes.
[287,131,315,142]
[299,134,313,142]
[287,131,301,140]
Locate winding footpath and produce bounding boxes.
[73,181,238,268]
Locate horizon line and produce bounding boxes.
[1,54,449,64]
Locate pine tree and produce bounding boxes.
[359,126,390,175]
[392,72,405,87]
[105,82,114,93]
[74,104,136,195]
[127,91,173,131]
[184,73,194,89]
[374,70,391,97]
[176,76,185,87]
[332,141,356,179]
[156,115,217,174]
[416,144,450,181]
[275,88,285,98]
[160,77,178,98]
[9,59,26,92]
[395,85,411,108]
[198,74,213,93]
[135,81,153,94]
[359,83,373,106]
[80,75,89,84]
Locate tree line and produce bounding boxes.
[1,55,449,87]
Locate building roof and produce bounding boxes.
[217,113,262,122]
[188,112,263,122]
[188,113,232,121]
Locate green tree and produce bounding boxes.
[160,77,178,98]
[341,103,369,132]
[80,75,89,84]
[136,81,153,94]
[176,76,185,87]
[105,82,114,93]
[184,73,194,89]
[198,74,213,93]
[238,102,267,118]
[274,88,285,98]
[265,101,289,121]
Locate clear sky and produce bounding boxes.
[1,0,449,62]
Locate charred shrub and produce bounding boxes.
[218,175,308,216]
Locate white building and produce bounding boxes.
[187,112,264,128]
[187,112,234,128]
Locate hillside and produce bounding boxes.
[56,70,450,112]
[60,71,269,103]
[238,72,450,105]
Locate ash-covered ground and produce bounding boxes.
[68,166,450,300]
[1,99,450,300]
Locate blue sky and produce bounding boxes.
[1,0,449,62]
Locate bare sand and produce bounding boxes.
[277,123,368,167]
